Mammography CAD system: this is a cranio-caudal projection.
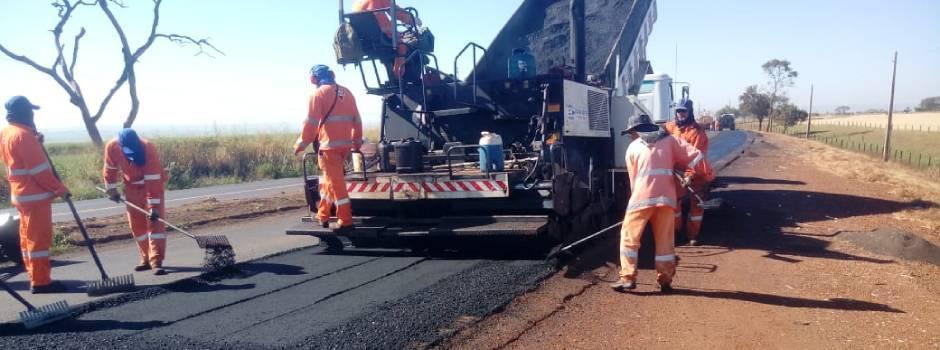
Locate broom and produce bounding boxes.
[96,187,235,270]
[0,273,72,329]
[40,145,135,296]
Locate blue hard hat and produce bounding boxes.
[309,64,335,84]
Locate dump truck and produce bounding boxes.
[288,0,662,252]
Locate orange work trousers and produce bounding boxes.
[16,202,53,288]
[619,206,677,285]
[317,150,353,227]
[676,179,709,240]
[125,185,166,267]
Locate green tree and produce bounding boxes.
[834,105,851,115]
[775,103,808,127]
[762,59,798,131]
[739,85,772,130]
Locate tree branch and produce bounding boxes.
[153,34,225,58]
[69,27,86,74]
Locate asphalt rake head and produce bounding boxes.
[20,300,72,329]
[85,273,135,296]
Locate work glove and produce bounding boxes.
[36,132,44,144]
[106,188,122,203]
[149,208,160,222]
[682,174,693,188]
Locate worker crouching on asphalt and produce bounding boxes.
[103,128,169,275]
[665,102,714,246]
[612,114,712,293]
[1,96,71,293]
[294,65,363,233]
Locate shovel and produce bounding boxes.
[0,274,72,329]
[39,145,135,296]
[95,187,235,270]
[546,221,623,260]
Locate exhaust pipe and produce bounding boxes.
[570,0,586,83]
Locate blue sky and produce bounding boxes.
[1,0,937,137]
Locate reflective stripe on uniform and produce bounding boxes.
[9,162,51,176]
[319,139,354,148]
[149,232,167,240]
[675,212,682,218]
[635,168,674,179]
[306,115,357,125]
[620,249,639,259]
[136,234,149,242]
[148,198,162,205]
[334,198,351,206]
[688,153,704,169]
[22,250,50,259]
[129,180,145,185]
[105,165,119,170]
[106,182,120,190]
[689,215,704,222]
[11,192,54,203]
[626,196,677,211]
[655,254,676,262]
[144,174,161,181]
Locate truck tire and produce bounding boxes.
[0,217,23,266]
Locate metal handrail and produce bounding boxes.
[453,42,487,104]
[445,145,480,179]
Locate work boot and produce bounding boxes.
[134,262,152,272]
[153,265,167,276]
[687,239,699,247]
[610,278,636,292]
[318,220,329,229]
[31,281,68,294]
[659,282,674,294]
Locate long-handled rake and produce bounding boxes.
[96,187,236,270]
[0,274,72,329]
[40,145,135,296]
[674,172,723,210]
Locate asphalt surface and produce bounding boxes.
[0,131,749,349]
[0,177,300,223]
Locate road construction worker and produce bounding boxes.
[611,114,712,293]
[294,65,363,233]
[665,102,713,246]
[352,0,423,80]
[103,128,168,275]
[0,96,70,293]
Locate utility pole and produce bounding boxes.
[805,84,814,138]
[883,51,898,162]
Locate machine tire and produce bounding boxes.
[0,220,23,266]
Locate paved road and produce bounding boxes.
[0,132,750,349]
[1,177,301,223]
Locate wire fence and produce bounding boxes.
[799,120,940,133]
[738,120,940,177]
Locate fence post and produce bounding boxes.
[919,154,923,167]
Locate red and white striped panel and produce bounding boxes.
[419,180,509,199]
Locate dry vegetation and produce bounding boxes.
[809,112,940,129]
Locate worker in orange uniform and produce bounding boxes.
[103,128,168,276]
[664,103,713,246]
[0,96,70,293]
[612,114,712,293]
[352,0,422,80]
[294,65,363,233]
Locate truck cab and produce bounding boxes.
[637,73,675,124]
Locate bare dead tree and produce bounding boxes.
[0,0,222,146]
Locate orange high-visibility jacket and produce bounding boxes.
[625,134,712,213]
[296,84,363,153]
[353,0,417,38]
[103,138,166,204]
[665,121,712,179]
[0,123,68,205]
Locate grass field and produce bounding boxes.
[808,112,940,131]
[740,118,940,171]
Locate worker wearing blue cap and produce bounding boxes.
[0,96,71,293]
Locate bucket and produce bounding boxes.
[478,132,504,172]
